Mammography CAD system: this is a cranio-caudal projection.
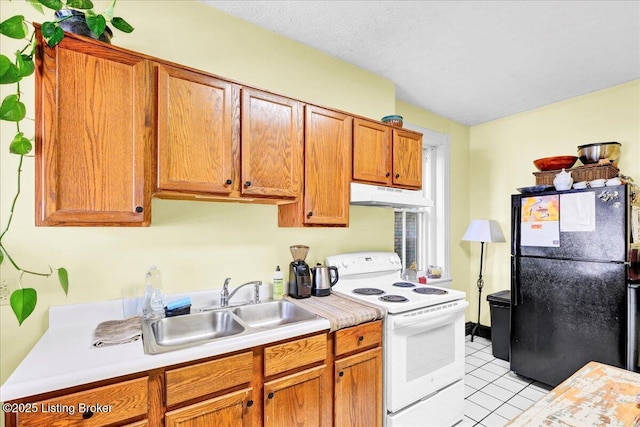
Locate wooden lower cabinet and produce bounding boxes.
[12,377,148,427]
[264,365,329,427]
[165,388,254,427]
[334,347,383,427]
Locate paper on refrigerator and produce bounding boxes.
[521,195,560,247]
[559,192,596,232]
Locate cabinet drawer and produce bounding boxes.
[165,351,253,407]
[16,377,148,427]
[335,320,383,357]
[264,333,327,377]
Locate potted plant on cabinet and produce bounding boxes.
[0,0,133,324]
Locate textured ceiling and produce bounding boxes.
[203,0,640,126]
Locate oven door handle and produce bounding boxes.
[389,300,469,329]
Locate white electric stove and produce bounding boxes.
[326,251,468,427]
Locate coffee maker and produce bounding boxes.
[288,245,312,298]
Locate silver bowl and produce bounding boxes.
[577,142,621,165]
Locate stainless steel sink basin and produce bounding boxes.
[142,299,320,354]
[143,310,244,354]
[232,300,317,328]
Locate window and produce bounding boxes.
[394,126,450,279]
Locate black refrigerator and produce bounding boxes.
[510,184,639,387]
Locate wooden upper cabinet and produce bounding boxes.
[35,30,154,226]
[157,65,240,195]
[352,118,392,185]
[241,88,303,199]
[278,105,352,227]
[392,129,423,188]
[353,118,423,189]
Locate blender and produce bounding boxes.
[288,245,312,298]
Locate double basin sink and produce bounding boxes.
[142,300,318,354]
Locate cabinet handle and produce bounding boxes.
[395,173,400,179]
[247,399,254,407]
[338,371,344,377]
[358,335,364,342]
[307,211,313,218]
[135,206,143,213]
[267,391,275,399]
[225,179,233,185]
[82,409,94,419]
[245,181,252,187]
[386,172,390,177]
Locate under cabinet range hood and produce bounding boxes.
[350,182,433,209]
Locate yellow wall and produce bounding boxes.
[469,80,640,327]
[0,0,470,383]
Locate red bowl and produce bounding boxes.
[533,156,578,171]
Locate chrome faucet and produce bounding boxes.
[220,279,262,307]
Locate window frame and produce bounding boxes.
[395,124,451,281]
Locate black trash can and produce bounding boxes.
[487,290,511,361]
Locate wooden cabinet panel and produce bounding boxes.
[334,320,383,357]
[241,88,303,198]
[157,64,240,194]
[303,106,352,225]
[352,118,392,185]
[35,31,154,226]
[392,129,423,188]
[165,351,253,407]
[165,388,253,427]
[334,347,383,427]
[16,377,148,427]
[264,334,327,377]
[263,365,328,427]
[278,105,352,227]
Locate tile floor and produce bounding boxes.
[461,336,553,426]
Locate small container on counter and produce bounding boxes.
[272,265,284,300]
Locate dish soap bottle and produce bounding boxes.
[273,266,284,300]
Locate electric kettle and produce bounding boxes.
[311,264,339,297]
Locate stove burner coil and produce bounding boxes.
[353,288,385,296]
[379,295,409,303]
[392,281,417,288]
[413,287,448,295]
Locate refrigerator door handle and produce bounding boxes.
[511,256,520,307]
[511,201,520,256]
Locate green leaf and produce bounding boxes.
[0,55,22,84]
[42,23,65,48]
[37,0,64,10]
[66,0,94,10]
[41,21,57,38]
[58,268,69,295]
[10,288,37,325]
[0,15,29,39]
[0,248,4,265]
[0,95,26,122]
[85,14,106,38]
[26,0,45,14]
[9,132,32,155]
[111,17,134,33]
[16,54,35,78]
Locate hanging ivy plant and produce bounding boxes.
[0,0,133,324]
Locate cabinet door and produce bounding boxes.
[241,88,303,198]
[264,365,329,427]
[352,118,392,185]
[304,106,352,225]
[157,65,239,194]
[392,129,423,188]
[35,31,154,226]
[279,106,352,226]
[165,388,253,427]
[334,347,383,427]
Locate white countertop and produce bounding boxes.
[0,290,330,402]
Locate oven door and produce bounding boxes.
[385,299,468,413]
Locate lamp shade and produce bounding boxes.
[462,219,505,243]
